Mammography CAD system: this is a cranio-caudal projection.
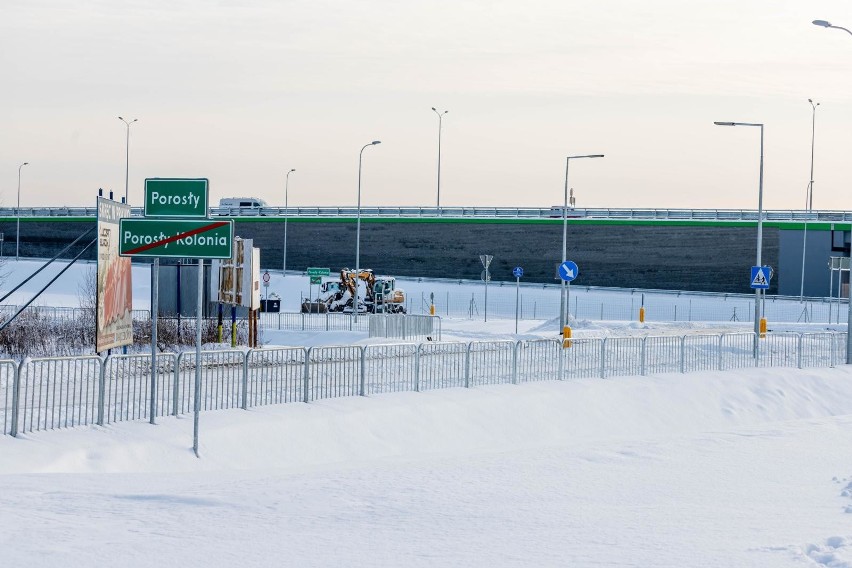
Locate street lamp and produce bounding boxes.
[431,107,448,211]
[812,19,852,363]
[800,100,819,301]
[354,141,381,322]
[118,117,138,205]
[812,19,852,36]
[560,154,604,331]
[283,168,296,276]
[714,121,764,358]
[16,162,29,261]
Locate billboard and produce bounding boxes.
[96,197,133,352]
[210,237,260,308]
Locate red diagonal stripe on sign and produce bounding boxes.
[125,221,230,255]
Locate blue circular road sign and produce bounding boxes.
[558,260,579,282]
[513,266,524,278]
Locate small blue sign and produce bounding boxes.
[558,260,579,282]
[750,266,771,289]
[513,266,524,278]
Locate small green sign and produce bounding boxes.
[307,267,331,277]
[310,276,322,285]
[144,178,209,218]
[119,218,233,259]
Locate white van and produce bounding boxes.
[218,197,269,215]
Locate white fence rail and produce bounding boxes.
[259,312,441,342]
[1,332,847,437]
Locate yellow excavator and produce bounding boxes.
[301,268,406,313]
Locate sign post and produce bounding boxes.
[129,178,233,458]
[513,266,523,334]
[558,260,579,327]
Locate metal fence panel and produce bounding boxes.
[799,333,836,368]
[246,348,307,407]
[307,346,363,401]
[176,350,245,413]
[364,344,417,394]
[468,341,515,386]
[682,334,722,373]
[720,333,756,370]
[17,356,102,433]
[103,353,178,424]
[1,360,18,435]
[603,337,644,378]
[416,342,467,391]
[644,336,682,375]
[759,333,800,368]
[515,339,560,383]
[562,338,603,379]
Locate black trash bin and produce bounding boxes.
[260,299,281,313]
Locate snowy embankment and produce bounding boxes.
[3,366,852,567]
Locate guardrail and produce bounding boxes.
[258,312,441,341]
[1,331,846,438]
[2,206,852,222]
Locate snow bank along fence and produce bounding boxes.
[1,331,846,438]
[258,312,441,341]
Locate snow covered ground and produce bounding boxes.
[2,367,852,567]
[2,259,852,566]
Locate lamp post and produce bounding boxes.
[812,19,852,363]
[800,100,819,301]
[560,154,603,331]
[283,168,295,276]
[812,19,852,36]
[118,117,138,205]
[354,141,381,323]
[714,121,764,358]
[16,162,29,261]
[431,108,448,211]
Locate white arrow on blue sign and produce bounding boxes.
[558,260,579,282]
[750,266,771,289]
[513,266,524,278]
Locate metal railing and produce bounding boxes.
[1,331,847,437]
[259,312,441,341]
[4,205,852,222]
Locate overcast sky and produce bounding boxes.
[3,0,852,210]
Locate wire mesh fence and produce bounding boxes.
[1,331,849,437]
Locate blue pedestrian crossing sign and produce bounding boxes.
[513,266,524,278]
[558,260,579,282]
[750,266,771,289]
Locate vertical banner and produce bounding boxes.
[96,197,133,352]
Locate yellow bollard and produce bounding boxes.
[759,317,767,338]
[562,326,572,348]
[430,304,435,316]
[639,306,645,323]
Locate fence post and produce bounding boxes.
[97,355,107,426]
[679,336,686,374]
[512,341,520,384]
[10,361,21,437]
[359,347,366,397]
[465,342,471,388]
[718,334,724,371]
[402,315,407,341]
[600,338,607,378]
[414,345,421,392]
[797,334,803,370]
[173,352,182,416]
[303,347,312,403]
[640,337,646,376]
[558,337,565,380]
[242,350,251,410]
[830,333,837,368]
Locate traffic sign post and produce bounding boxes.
[119,219,233,259]
[558,260,579,327]
[513,266,523,334]
[144,178,209,218]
